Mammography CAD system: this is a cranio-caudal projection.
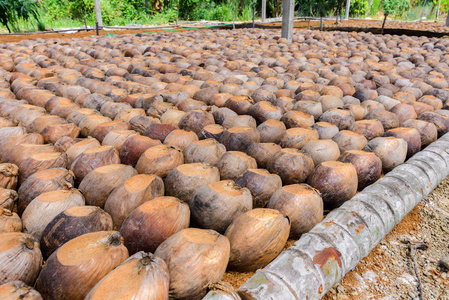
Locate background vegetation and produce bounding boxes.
[0,0,446,33]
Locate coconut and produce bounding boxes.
[79,164,137,208]
[120,196,190,254]
[402,119,438,147]
[0,281,43,300]
[85,252,169,300]
[350,119,385,140]
[22,189,85,240]
[307,161,358,208]
[160,109,186,126]
[248,101,283,124]
[183,139,227,165]
[0,208,22,233]
[235,169,282,208]
[0,188,18,211]
[0,232,42,286]
[40,206,113,259]
[0,134,44,163]
[155,228,230,299]
[136,145,184,178]
[18,168,74,215]
[0,163,19,189]
[256,119,287,143]
[418,111,449,136]
[27,115,65,134]
[279,127,319,150]
[178,110,215,134]
[54,136,79,152]
[222,115,257,129]
[66,108,99,126]
[79,115,112,138]
[384,127,421,157]
[267,184,323,238]
[119,135,161,167]
[198,124,226,140]
[18,152,68,185]
[337,150,382,190]
[267,148,314,185]
[90,120,131,143]
[70,146,120,186]
[214,151,257,180]
[165,163,220,202]
[246,143,282,168]
[104,174,165,230]
[220,126,260,152]
[301,139,341,166]
[225,95,254,115]
[281,110,315,128]
[35,231,129,300]
[363,137,408,172]
[3,143,56,167]
[189,180,252,233]
[130,116,162,135]
[225,208,290,272]
[66,138,101,166]
[102,130,137,151]
[163,129,199,151]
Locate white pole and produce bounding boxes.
[281,0,294,42]
[344,0,350,20]
[95,0,103,28]
[262,0,266,23]
[436,0,441,19]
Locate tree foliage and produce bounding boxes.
[381,0,410,16]
[0,0,40,32]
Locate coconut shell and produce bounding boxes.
[163,129,199,151]
[22,189,85,240]
[198,124,225,140]
[85,252,169,300]
[338,150,382,190]
[0,134,44,163]
[79,115,112,138]
[0,208,22,233]
[79,164,137,208]
[402,119,438,147]
[40,124,80,144]
[165,163,220,202]
[183,139,227,165]
[301,139,341,166]
[350,119,385,140]
[256,119,287,143]
[0,232,42,286]
[104,174,165,230]
[90,120,131,143]
[267,184,323,238]
[384,127,421,157]
[307,161,358,208]
[266,148,314,185]
[0,188,18,211]
[363,137,408,172]
[246,143,282,169]
[143,123,178,142]
[102,130,137,151]
[155,228,230,299]
[18,168,74,215]
[136,145,184,178]
[66,108,99,126]
[0,281,43,300]
[27,115,65,134]
[220,126,261,152]
[235,169,283,208]
[214,151,257,180]
[3,144,57,167]
[178,110,215,134]
[0,163,18,189]
[18,152,68,185]
[54,136,79,152]
[40,206,113,259]
[120,196,190,254]
[35,231,129,300]
[190,180,253,233]
[279,127,319,150]
[65,138,101,166]
[70,146,120,186]
[225,208,290,272]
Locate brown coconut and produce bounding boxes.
[120,196,190,254]
[0,280,43,300]
[363,137,408,172]
[384,127,421,157]
[70,146,120,186]
[154,228,230,299]
[189,180,253,233]
[338,150,382,190]
[136,145,184,178]
[163,129,199,151]
[183,139,226,165]
[198,124,225,141]
[219,126,261,152]
[104,174,165,230]
[18,152,68,184]
[332,130,368,152]
[350,119,385,140]
[35,231,129,300]
[79,164,137,208]
[164,163,220,202]
[214,151,257,180]
[279,127,320,150]
[246,143,282,168]
[119,135,161,167]
[178,110,215,134]
[0,208,22,233]
[40,206,113,259]
[267,148,315,185]
[17,168,74,215]
[235,169,283,208]
[65,138,101,166]
[267,184,323,238]
[102,130,137,151]
[79,115,112,138]
[256,119,287,143]
[90,120,131,143]
[22,189,85,240]
[402,119,438,147]
[0,163,19,189]
[225,208,290,272]
[301,139,341,166]
[307,161,358,208]
[281,110,315,128]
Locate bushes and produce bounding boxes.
[349,0,370,17]
[0,0,40,33]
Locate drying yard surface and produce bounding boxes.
[1,27,449,299]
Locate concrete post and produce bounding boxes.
[281,0,295,42]
[94,0,103,28]
[262,0,266,23]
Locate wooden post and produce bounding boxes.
[252,5,255,28]
[95,22,99,36]
[436,0,441,19]
[381,13,388,34]
[281,0,294,42]
[262,0,266,23]
[94,0,103,28]
[344,0,350,20]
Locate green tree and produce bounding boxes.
[0,0,40,33]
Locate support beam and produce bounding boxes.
[344,0,351,20]
[281,0,294,42]
[94,0,103,28]
[262,0,266,23]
